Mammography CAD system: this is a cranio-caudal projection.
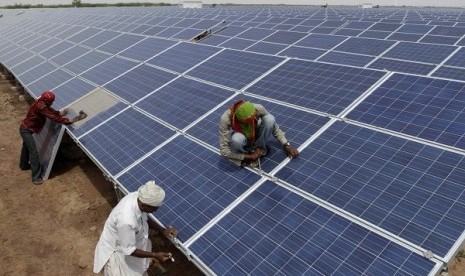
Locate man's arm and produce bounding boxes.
[147,218,177,239]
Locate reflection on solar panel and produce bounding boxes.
[2,6,465,276]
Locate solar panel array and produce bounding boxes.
[1,5,465,275]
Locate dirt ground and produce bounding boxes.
[0,75,464,276]
[0,77,203,275]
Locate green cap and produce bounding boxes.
[235,101,255,120]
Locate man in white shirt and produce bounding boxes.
[94,181,177,275]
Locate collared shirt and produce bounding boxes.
[93,192,149,274]
[219,103,288,160]
[20,100,72,133]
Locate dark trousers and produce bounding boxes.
[19,127,42,181]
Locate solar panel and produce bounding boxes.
[147,42,221,73]
[66,27,102,44]
[348,73,465,150]
[247,59,386,114]
[276,121,465,258]
[10,56,45,76]
[117,136,262,241]
[63,50,111,75]
[295,33,347,49]
[79,108,175,175]
[245,42,287,55]
[80,56,138,86]
[50,45,90,67]
[445,48,465,67]
[419,35,459,45]
[368,58,436,75]
[26,69,74,96]
[430,25,465,37]
[359,30,391,39]
[52,77,96,109]
[236,28,276,40]
[97,33,145,55]
[187,49,284,90]
[386,32,422,42]
[136,77,233,130]
[18,62,57,87]
[432,66,465,82]
[189,181,440,276]
[334,37,395,56]
[263,30,307,45]
[278,46,326,60]
[81,30,121,48]
[383,41,456,64]
[104,64,176,103]
[318,51,374,67]
[118,37,177,62]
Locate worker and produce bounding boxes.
[93,180,177,275]
[19,91,86,185]
[219,99,299,167]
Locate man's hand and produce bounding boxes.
[60,108,69,116]
[163,226,177,240]
[71,110,87,123]
[152,252,172,262]
[284,144,299,159]
[247,147,265,160]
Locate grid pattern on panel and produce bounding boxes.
[359,30,391,39]
[52,78,96,109]
[190,181,437,276]
[279,46,326,60]
[187,49,284,90]
[148,42,221,73]
[118,37,177,62]
[263,30,308,45]
[3,50,33,67]
[18,62,57,86]
[80,57,138,86]
[39,41,74,59]
[432,66,465,82]
[348,73,465,150]
[397,24,433,34]
[430,26,465,37]
[334,28,364,36]
[245,42,287,55]
[419,35,459,45]
[104,64,176,103]
[318,51,374,67]
[236,28,276,40]
[295,33,347,49]
[387,32,422,42]
[26,69,74,96]
[172,28,205,40]
[50,46,90,67]
[368,58,436,75]
[383,42,457,64]
[79,108,175,175]
[136,77,233,129]
[187,96,329,173]
[80,30,121,48]
[200,35,231,46]
[117,137,261,242]
[219,38,256,50]
[368,22,402,31]
[247,59,385,114]
[66,27,102,44]
[97,33,145,55]
[334,37,395,56]
[63,51,111,75]
[276,121,465,258]
[445,48,465,67]
[10,56,45,75]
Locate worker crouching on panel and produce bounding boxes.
[219,99,299,168]
[19,90,86,185]
[94,181,177,276]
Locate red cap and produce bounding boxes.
[40,91,55,102]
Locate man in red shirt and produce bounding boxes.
[19,91,85,185]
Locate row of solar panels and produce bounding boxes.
[1,7,465,275]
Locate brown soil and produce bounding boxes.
[0,76,203,276]
[0,75,464,276]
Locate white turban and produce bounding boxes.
[138,180,165,207]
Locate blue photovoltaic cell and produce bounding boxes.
[52,78,96,109]
[289,25,314,33]
[136,77,233,129]
[39,41,74,59]
[172,28,205,40]
[245,42,287,55]
[173,18,199,28]
[358,30,391,39]
[445,48,465,67]
[419,35,459,45]
[397,24,433,34]
[147,42,221,73]
[368,58,436,75]
[117,136,261,241]
[26,69,74,96]
[318,51,374,67]
[219,38,256,50]
[118,37,177,61]
[272,24,294,31]
[248,59,385,114]
[236,28,276,40]
[10,56,45,75]
[188,95,329,172]
[80,108,175,175]
[309,27,336,34]
[432,66,465,82]
[69,101,127,138]
[369,22,401,31]
[2,50,32,68]
[190,181,438,276]
[430,26,465,37]
[156,27,183,38]
[348,73,465,149]
[55,25,85,39]
[333,28,364,36]
[458,37,465,46]
[295,34,347,49]
[64,51,111,75]
[18,62,57,86]
[97,33,145,54]
[345,21,374,29]
[67,28,102,44]
[276,121,465,258]
[29,37,60,53]
[50,45,90,67]
[334,37,395,56]
[143,26,166,36]
[214,25,248,37]
[187,49,284,90]
[81,30,121,48]
[263,30,307,45]
[104,64,176,103]
[278,46,326,60]
[130,24,153,34]
[80,57,138,86]
[383,42,456,64]
[387,32,422,42]
[191,19,220,29]
[200,35,231,46]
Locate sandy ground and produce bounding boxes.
[0,77,203,275]
[0,75,464,276]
